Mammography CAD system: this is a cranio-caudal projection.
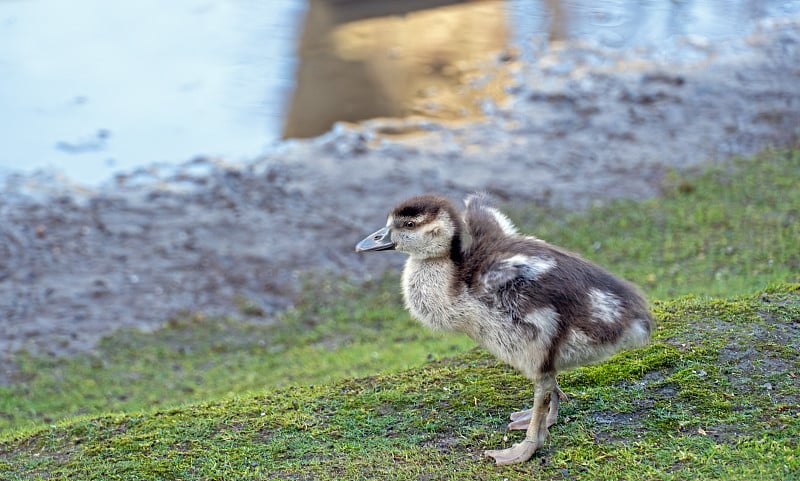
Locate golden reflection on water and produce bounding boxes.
[283,0,511,139]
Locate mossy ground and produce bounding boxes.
[1,148,799,479]
[1,286,798,480]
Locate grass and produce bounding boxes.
[0,274,474,433]
[1,285,798,480]
[0,147,798,479]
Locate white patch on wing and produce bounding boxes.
[487,207,519,236]
[589,288,622,323]
[481,255,556,293]
[526,256,557,277]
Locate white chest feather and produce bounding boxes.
[401,258,477,333]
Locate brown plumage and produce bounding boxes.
[356,194,654,465]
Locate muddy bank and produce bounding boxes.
[1,19,799,361]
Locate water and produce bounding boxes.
[0,0,303,184]
[1,0,799,186]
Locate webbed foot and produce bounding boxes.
[508,408,533,430]
[485,440,541,465]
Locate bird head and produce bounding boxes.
[356,195,462,260]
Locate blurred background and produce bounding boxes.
[2,0,799,185]
[1,0,799,440]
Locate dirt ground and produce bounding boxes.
[1,19,799,363]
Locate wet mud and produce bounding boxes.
[1,19,799,361]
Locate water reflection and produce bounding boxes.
[283,0,800,138]
[283,0,510,138]
[0,0,798,184]
[524,0,799,47]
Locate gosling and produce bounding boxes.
[355,194,654,465]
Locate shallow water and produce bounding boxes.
[0,0,303,184]
[2,0,799,185]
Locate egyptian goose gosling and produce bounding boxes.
[355,194,654,465]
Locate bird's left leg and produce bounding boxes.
[485,372,557,465]
[508,381,567,430]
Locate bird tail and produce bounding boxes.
[463,193,520,245]
[464,192,519,238]
[463,192,492,210]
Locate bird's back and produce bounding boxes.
[460,195,653,372]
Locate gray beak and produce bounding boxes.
[355,226,395,252]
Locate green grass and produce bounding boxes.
[2,285,799,480]
[0,274,474,433]
[1,148,799,479]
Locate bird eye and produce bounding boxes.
[404,221,416,228]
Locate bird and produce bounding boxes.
[355,193,654,465]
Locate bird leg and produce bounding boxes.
[485,373,557,465]
[508,382,567,430]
